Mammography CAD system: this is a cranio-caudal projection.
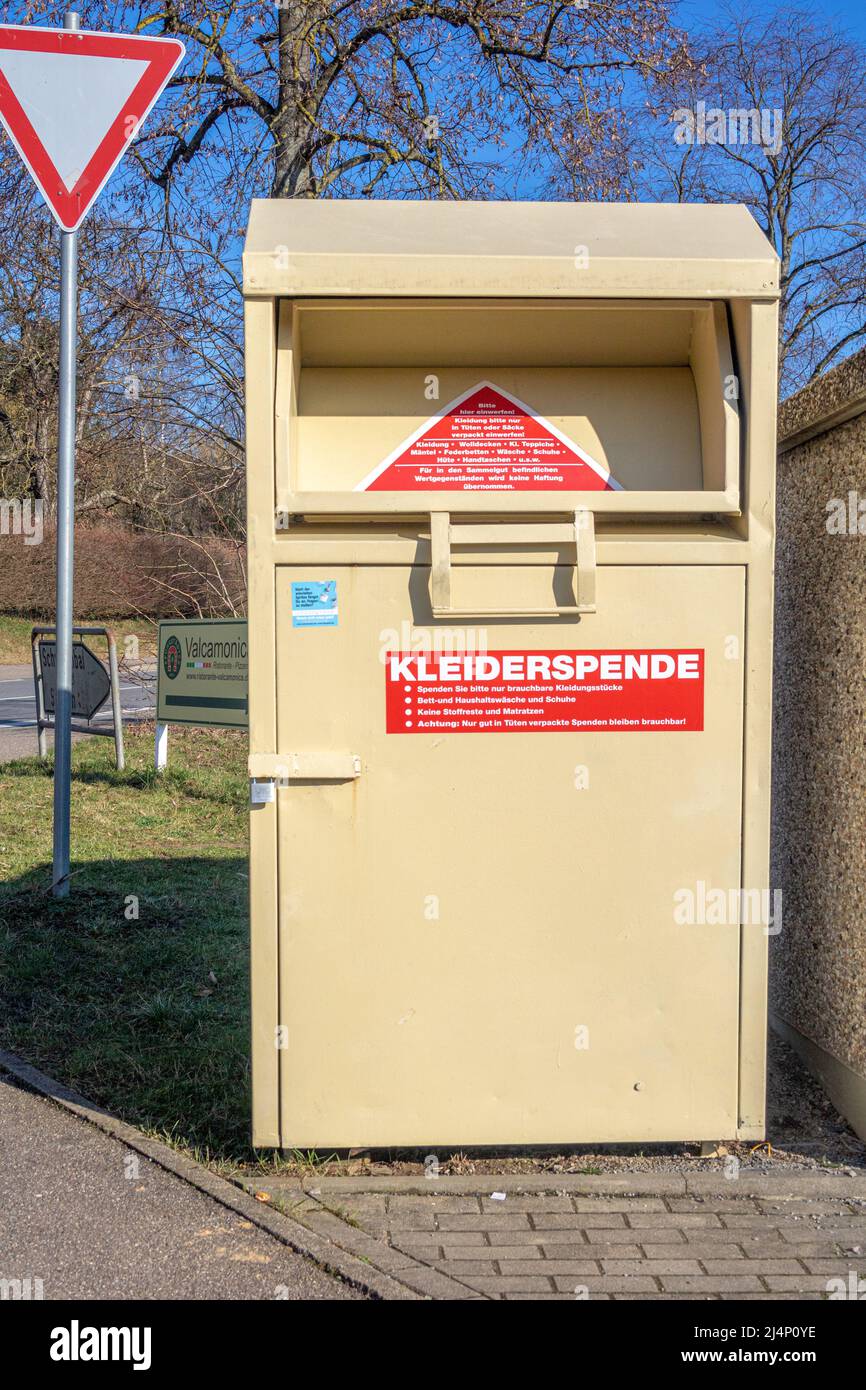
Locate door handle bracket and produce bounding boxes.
[429,509,596,618]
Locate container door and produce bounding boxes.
[275,562,745,1146]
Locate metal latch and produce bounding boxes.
[429,509,596,618]
[248,751,363,791]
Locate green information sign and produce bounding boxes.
[157,619,248,728]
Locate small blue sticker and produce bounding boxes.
[292,580,338,628]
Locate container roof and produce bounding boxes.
[243,199,779,301]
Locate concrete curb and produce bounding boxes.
[305,1169,866,1199]
[0,1049,482,1302]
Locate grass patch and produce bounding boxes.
[0,724,251,1159]
[0,614,158,665]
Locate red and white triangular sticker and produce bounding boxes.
[356,381,622,492]
[0,25,184,232]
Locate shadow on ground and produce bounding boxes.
[4,862,865,1178]
[2,864,863,1180]
[0,858,250,1162]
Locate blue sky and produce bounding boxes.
[677,0,866,40]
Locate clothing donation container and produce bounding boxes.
[243,200,779,1149]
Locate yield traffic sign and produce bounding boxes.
[0,14,182,897]
[0,24,184,231]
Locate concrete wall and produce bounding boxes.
[771,347,866,1139]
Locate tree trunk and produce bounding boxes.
[272,3,318,198]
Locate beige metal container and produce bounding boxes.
[243,200,779,1149]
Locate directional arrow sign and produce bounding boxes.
[39,640,111,721]
[0,24,184,231]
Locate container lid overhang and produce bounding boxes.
[243,199,780,302]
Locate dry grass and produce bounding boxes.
[0,614,158,666]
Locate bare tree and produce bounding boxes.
[0,162,242,529]
[0,2,688,567]
[137,1,686,200]
[636,7,866,391]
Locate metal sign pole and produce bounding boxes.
[51,8,80,898]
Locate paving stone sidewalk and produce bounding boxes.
[251,1173,866,1301]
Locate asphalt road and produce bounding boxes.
[0,663,155,762]
[0,1073,363,1300]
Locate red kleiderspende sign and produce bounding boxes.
[357,381,620,492]
[385,650,704,733]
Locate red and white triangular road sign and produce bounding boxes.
[0,25,184,232]
[356,381,622,492]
